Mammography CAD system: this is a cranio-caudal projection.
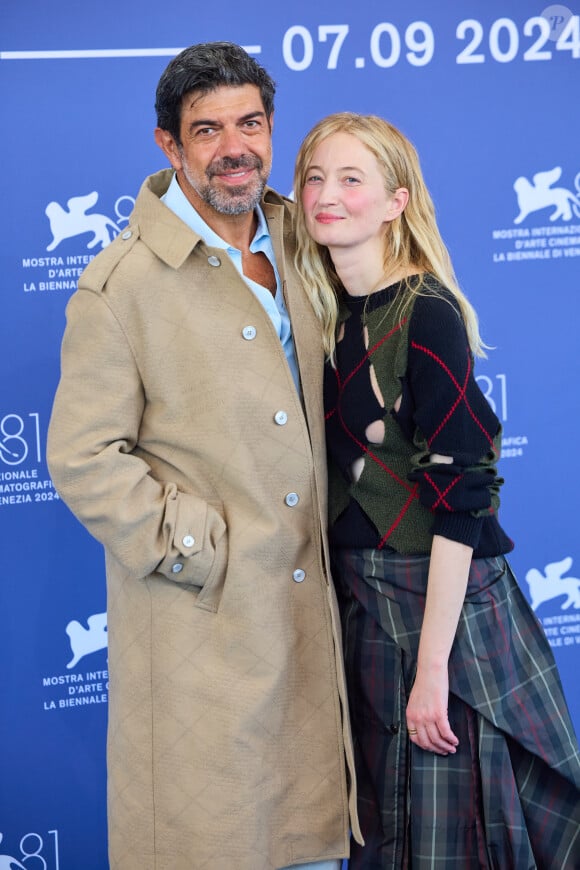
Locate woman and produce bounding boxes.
[293,112,580,869]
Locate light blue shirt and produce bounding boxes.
[161,174,299,392]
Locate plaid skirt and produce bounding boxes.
[332,549,580,870]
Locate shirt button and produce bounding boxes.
[293,569,306,583]
[182,535,195,548]
[285,492,299,507]
[171,563,184,574]
[242,325,257,340]
[207,255,221,267]
[121,231,132,240]
[274,411,288,425]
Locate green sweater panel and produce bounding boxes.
[328,296,502,555]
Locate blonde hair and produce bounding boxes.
[293,112,486,359]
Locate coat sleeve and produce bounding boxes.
[47,288,225,585]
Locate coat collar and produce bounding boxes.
[133,169,291,272]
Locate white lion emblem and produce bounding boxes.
[513,167,580,224]
[66,611,108,669]
[45,191,120,251]
[525,557,580,612]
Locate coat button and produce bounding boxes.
[285,492,299,507]
[242,325,257,340]
[293,569,306,583]
[274,411,288,425]
[182,535,195,548]
[207,255,221,267]
[171,563,184,574]
[121,231,132,240]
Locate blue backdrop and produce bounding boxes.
[1,1,579,866]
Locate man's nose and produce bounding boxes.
[219,125,245,157]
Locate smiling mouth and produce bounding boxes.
[208,157,261,184]
[315,213,343,224]
[216,168,255,184]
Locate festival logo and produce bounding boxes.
[0,833,26,870]
[66,611,108,669]
[491,165,580,263]
[41,612,109,713]
[513,167,580,225]
[525,556,580,651]
[526,556,580,611]
[0,411,59,511]
[0,830,61,868]
[19,190,135,297]
[45,191,121,251]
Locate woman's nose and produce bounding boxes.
[317,179,338,204]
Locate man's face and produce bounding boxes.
[160,84,273,218]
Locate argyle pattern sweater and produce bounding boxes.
[324,275,513,556]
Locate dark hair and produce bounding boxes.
[155,42,276,144]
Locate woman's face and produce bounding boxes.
[301,131,399,256]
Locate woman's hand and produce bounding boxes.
[406,663,458,755]
[406,535,473,755]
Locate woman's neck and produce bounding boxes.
[331,250,414,298]
[329,247,388,297]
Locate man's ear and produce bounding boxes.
[386,187,409,221]
[154,128,182,171]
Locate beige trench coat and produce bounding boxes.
[47,170,361,870]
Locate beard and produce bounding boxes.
[182,153,270,215]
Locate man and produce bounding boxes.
[47,42,361,870]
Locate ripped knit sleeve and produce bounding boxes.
[405,291,503,549]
